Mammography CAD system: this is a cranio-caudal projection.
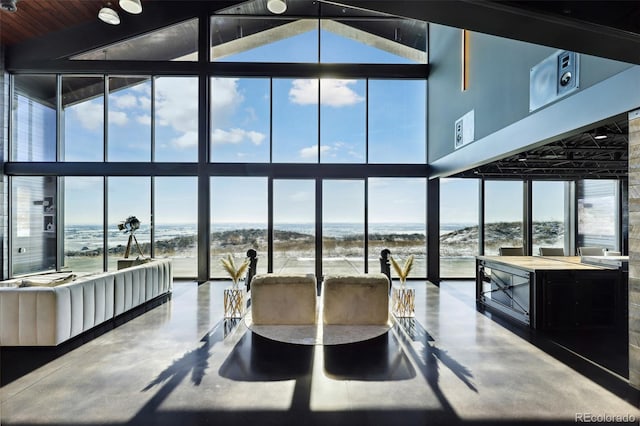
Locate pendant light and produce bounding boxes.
[267,0,287,14]
[98,5,120,25]
[119,0,142,14]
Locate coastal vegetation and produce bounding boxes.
[64,221,563,258]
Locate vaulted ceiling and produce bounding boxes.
[2,0,640,62]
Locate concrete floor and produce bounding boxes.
[1,280,638,426]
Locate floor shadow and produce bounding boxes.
[393,316,477,420]
[323,332,416,381]
[542,328,628,377]
[219,331,315,381]
[142,319,227,391]
[479,307,639,405]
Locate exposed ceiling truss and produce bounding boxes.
[452,119,629,180]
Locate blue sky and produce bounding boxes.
[63,26,429,226]
[441,178,566,224]
[18,23,567,228]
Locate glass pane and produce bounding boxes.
[154,77,198,162]
[368,178,426,278]
[272,79,318,163]
[577,179,618,252]
[323,180,364,275]
[155,177,198,277]
[484,181,523,255]
[62,75,105,162]
[320,20,427,64]
[368,80,426,163]
[320,79,365,163]
[12,176,57,275]
[11,75,57,161]
[532,181,566,256]
[440,178,479,278]
[273,180,315,274]
[210,78,270,162]
[71,19,198,61]
[108,76,151,162]
[211,17,318,62]
[64,177,104,273]
[107,177,151,271]
[210,177,268,278]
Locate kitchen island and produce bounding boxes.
[476,256,626,329]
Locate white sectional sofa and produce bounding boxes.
[0,259,172,346]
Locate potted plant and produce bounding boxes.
[390,254,414,288]
[221,254,250,290]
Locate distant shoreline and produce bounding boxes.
[64,221,563,257]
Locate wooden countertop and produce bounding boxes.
[476,256,614,272]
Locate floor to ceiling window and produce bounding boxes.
[532,181,567,255]
[107,177,151,271]
[440,178,479,278]
[63,75,104,162]
[484,180,524,255]
[6,5,428,280]
[108,76,151,162]
[63,177,104,273]
[273,179,316,275]
[323,180,365,275]
[11,176,57,276]
[155,177,198,277]
[210,177,268,277]
[368,178,427,277]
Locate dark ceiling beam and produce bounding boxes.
[335,0,640,64]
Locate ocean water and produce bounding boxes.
[64,222,447,251]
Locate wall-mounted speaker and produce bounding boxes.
[454,110,475,150]
[529,50,579,112]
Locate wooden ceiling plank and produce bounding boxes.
[24,2,77,31]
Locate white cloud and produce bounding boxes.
[154,77,248,151]
[299,145,330,159]
[289,79,364,107]
[211,128,266,146]
[172,131,198,149]
[131,82,151,95]
[136,115,151,126]
[322,80,365,107]
[112,93,137,109]
[139,96,151,110]
[211,78,243,126]
[71,101,103,131]
[289,79,317,105]
[109,110,129,126]
[155,77,199,135]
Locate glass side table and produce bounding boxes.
[224,287,246,319]
[391,284,415,318]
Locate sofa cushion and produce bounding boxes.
[19,273,77,287]
[251,274,317,325]
[323,273,390,325]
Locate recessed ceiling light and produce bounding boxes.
[98,6,120,25]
